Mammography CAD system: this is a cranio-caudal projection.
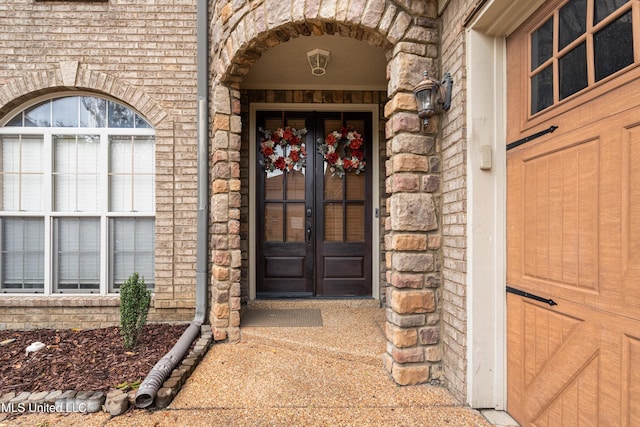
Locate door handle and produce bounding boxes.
[306,226,312,242]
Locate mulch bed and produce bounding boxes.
[0,324,189,396]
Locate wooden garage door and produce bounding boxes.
[506,0,640,425]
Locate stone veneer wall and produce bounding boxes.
[439,0,474,402]
[209,0,447,388]
[0,0,199,328]
[238,89,389,304]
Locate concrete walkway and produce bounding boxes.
[9,300,499,426]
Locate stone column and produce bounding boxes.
[210,83,242,342]
[382,48,442,385]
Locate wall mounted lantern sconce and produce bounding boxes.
[307,49,331,76]
[412,71,453,128]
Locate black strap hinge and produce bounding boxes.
[507,125,558,151]
[506,286,557,306]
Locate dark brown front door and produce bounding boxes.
[256,110,372,297]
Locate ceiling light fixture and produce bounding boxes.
[307,49,330,76]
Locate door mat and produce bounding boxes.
[241,309,323,327]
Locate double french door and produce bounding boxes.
[256,110,372,297]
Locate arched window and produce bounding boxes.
[0,95,155,294]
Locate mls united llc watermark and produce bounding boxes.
[1,401,89,414]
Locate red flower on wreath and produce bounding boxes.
[274,157,286,170]
[259,126,307,172]
[261,145,274,156]
[317,127,366,177]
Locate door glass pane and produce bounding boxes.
[594,11,634,81]
[265,203,283,242]
[346,204,365,242]
[559,41,588,100]
[264,118,283,132]
[594,0,628,24]
[324,170,343,199]
[345,120,365,134]
[559,0,587,50]
[265,172,284,199]
[531,65,554,114]
[324,119,342,136]
[346,172,365,200]
[286,169,305,200]
[531,18,554,70]
[286,119,305,130]
[286,203,305,242]
[321,118,344,183]
[324,203,343,242]
[343,119,366,177]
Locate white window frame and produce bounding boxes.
[0,94,155,296]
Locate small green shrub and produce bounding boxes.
[119,272,151,349]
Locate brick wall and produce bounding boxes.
[439,0,474,403]
[0,297,193,330]
[0,0,199,328]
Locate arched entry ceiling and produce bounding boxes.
[242,34,387,91]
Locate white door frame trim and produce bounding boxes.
[248,103,380,301]
[465,0,545,409]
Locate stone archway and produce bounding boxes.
[209,0,444,386]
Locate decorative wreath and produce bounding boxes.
[317,127,366,177]
[258,126,307,172]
